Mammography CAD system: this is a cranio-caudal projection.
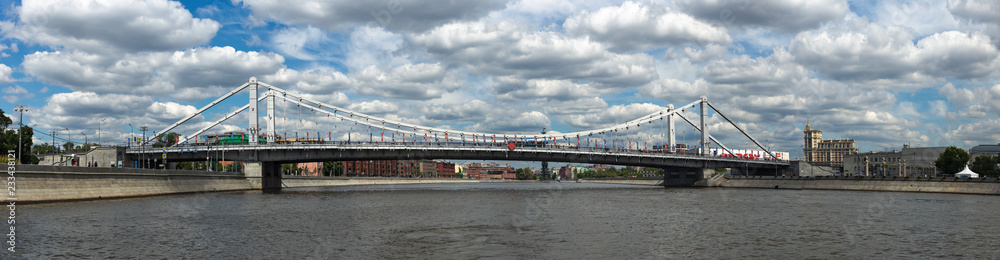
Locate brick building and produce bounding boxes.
[436,161,456,178]
[344,160,419,177]
[465,162,515,180]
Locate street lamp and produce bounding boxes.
[140,126,148,168]
[81,132,88,150]
[99,118,106,146]
[64,127,71,152]
[128,123,134,148]
[14,105,27,164]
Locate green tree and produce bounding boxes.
[935,146,970,176]
[281,163,304,175]
[32,143,58,155]
[0,110,36,163]
[152,132,182,148]
[323,161,344,176]
[62,142,75,152]
[971,154,1000,178]
[515,167,534,180]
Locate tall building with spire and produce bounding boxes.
[803,121,858,169]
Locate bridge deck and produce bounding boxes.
[126,143,788,169]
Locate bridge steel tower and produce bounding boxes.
[249,77,259,141]
[667,104,675,153]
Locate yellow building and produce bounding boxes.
[803,121,858,169]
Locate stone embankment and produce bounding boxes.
[5,165,251,203]
[722,175,1000,195]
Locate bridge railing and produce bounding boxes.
[129,140,790,165]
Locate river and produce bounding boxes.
[13,182,1000,259]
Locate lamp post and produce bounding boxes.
[140,126,148,168]
[98,118,106,146]
[64,127,71,152]
[128,123,133,148]
[81,132,88,150]
[14,105,27,164]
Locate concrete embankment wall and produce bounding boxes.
[722,176,1000,195]
[282,176,482,188]
[577,178,663,186]
[4,165,252,203]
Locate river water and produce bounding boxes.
[13,182,1000,259]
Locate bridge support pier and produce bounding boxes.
[245,161,282,190]
[662,167,713,187]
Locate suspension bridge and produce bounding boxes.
[125,77,789,189]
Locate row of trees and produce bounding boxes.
[0,109,36,164]
[576,167,664,179]
[935,146,1000,178]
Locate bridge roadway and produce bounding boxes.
[126,143,788,170]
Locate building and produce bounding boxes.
[843,145,948,177]
[436,161,456,178]
[465,162,515,180]
[297,162,323,176]
[967,143,1000,167]
[418,160,437,177]
[344,160,419,177]
[803,121,858,169]
[39,146,126,167]
[970,144,1000,156]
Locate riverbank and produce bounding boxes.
[282,175,482,188]
[5,165,252,203]
[577,178,663,186]
[5,165,493,203]
[721,175,1000,195]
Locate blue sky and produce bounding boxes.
[1,0,999,161]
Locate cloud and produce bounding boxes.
[31,92,201,136]
[790,17,1000,88]
[699,48,809,95]
[236,0,508,32]
[495,77,601,102]
[270,26,335,61]
[23,46,285,102]
[676,0,849,33]
[347,100,398,115]
[2,0,219,53]
[563,1,731,52]
[263,67,351,94]
[0,64,15,84]
[352,63,462,100]
[939,83,1000,118]
[465,111,550,133]
[410,20,657,88]
[565,103,664,129]
[419,100,491,122]
[948,0,1000,24]
[2,85,33,103]
[943,118,1000,147]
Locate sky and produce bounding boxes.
[0,0,999,161]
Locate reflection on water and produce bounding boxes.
[14,182,1000,259]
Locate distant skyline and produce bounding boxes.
[1,0,999,160]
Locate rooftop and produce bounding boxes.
[970,144,1000,154]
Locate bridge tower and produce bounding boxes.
[249,77,259,141]
[700,96,709,155]
[266,89,276,143]
[667,104,675,153]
